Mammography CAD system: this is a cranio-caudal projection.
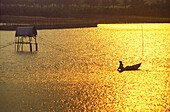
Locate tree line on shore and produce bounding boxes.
[1,0,170,18]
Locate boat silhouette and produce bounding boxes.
[117,61,141,73]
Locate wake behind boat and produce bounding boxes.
[117,61,141,73]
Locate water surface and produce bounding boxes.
[0,23,169,111]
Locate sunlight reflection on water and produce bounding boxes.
[0,24,170,111]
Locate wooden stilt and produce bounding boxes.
[17,36,19,52]
[36,43,38,51]
[30,43,32,52]
[21,38,23,51]
[17,45,19,51]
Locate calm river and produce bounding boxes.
[0,23,169,111]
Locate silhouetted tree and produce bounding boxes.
[110,0,118,8]
[101,0,117,7]
[165,0,170,9]
[124,0,127,8]
[84,0,99,7]
[130,0,145,8]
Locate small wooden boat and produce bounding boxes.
[117,61,141,72]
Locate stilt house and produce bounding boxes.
[15,26,38,52]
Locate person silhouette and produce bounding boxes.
[117,61,124,72]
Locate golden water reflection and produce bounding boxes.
[0,23,170,111]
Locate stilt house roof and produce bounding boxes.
[15,26,37,37]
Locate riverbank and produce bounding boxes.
[0,15,170,30]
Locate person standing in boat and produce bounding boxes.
[117,61,124,72]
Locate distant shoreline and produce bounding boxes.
[0,15,169,31]
[0,24,98,31]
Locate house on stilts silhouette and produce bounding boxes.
[15,26,38,52]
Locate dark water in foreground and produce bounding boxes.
[0,24,169,111]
